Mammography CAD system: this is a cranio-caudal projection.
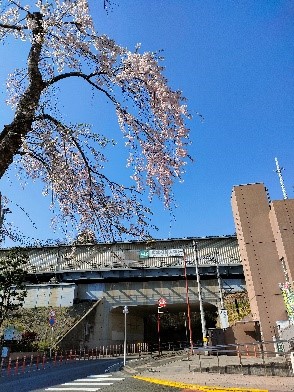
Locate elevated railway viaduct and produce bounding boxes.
[2,236,246,347]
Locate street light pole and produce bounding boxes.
[192,240,207,347]
[123,305,129,366]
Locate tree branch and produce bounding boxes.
[0,22,26,31]
[46,71,117,104]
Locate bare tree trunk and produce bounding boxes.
[0,12,45,179]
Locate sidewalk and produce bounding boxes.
[124,352,294,392]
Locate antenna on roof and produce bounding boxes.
[274,157,288,200]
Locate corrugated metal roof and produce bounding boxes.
[0,236,241,273]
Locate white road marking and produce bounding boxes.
[46,388,100,391]
[66,381,113,385]
[74,379,113,383]
[45,373,124,391]
[62,383,107,386]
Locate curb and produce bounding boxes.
[122,351,187,375]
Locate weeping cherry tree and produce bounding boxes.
[0,0,191,242]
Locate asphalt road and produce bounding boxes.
[1,355,291,392]
[0,358,194,392]
[0,358,122,392]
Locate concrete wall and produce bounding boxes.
[60,279,227,348]
[224,321,260,348]
[269,199,294,284]
[23,283,77,308]
[19,276,245,348]
[63,278,247,347]
[77,279,222,308]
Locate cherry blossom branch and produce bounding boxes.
[46,71,117,104]
[0,1,191,241]
[24,149,52,175]
[33,113,141,195]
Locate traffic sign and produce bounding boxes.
[49,309,56,327]
[158,297,167,308]
[49,317,55,327]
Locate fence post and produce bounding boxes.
[42,353,46,369]
[0,358,4,377]
[22,355,26,373]
[30,354,33,371]
[7,356,11,376]
[14,356,19,375]
[253,344,257,358]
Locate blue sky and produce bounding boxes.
[0,0,293,246]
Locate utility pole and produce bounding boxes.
[214,250,229,329]
[274,157,288,199]
[183,252,193,354]
[192,240,207,347]
[214,251,224,309]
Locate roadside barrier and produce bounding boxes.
[0,339,293,378]
[22,355,26,373]
[14,357,19,375]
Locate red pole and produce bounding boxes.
[1,358,4,377]
[30,354,33,371]
[7,357,11,376]
[14,357,19,375]
[22,355,26,373]
[157,308,161,356]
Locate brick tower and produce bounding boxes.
[231,183,293,346]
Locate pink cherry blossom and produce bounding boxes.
[0,1,191,242]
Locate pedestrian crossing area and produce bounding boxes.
[45,373,124,391]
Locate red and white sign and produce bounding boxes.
[49,309,56,327]
[158,297,167,308]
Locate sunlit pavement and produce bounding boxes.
[122,352,294,392]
